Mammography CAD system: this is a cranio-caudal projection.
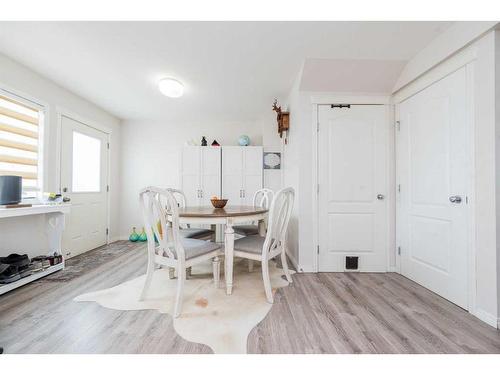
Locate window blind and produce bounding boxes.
[0,94,41,190]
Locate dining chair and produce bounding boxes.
[232,187,294,303]
[170,189,215,241]
[233,188,274,236]
[139,186,222,317]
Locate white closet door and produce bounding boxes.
[398,67,469,309]
[242,147,263,205]
[222,147,244,205]
[318,105,388,272]
[181,146,201,206]
[201,147,221,204]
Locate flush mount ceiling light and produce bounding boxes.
[158,78,184,98]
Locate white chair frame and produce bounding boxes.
[234,187,295,303]
[253,188,274,210]
[139,186,222,317]
[235,188,274,273]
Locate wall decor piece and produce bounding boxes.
[272,99,290,143]
[211,139,220,146]
[263,152,281,169]
[201,136,208,146]
[238,135,250,146]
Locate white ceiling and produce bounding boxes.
[0,21,453,122]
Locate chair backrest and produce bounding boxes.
[139,186,185,261]
[253,188,274,209]
[263,187,294,257]
[169,188,186,208]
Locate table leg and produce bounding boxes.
[224,219,235,295]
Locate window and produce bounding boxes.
[0,93,43,192]
[72,131,101,192]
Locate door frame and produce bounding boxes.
[56,107,112,245]
[394,61,477,314]
[311,94,395,273]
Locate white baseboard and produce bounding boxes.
[387,266,398,272]
[473,308,499,328]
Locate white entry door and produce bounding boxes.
[60,115,109,258]
[398,67,469,309]
[318,105,389,272]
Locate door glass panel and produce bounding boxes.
[72,131,101,192]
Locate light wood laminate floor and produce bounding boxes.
[1,241,499,354]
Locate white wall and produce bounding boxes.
[118,119,270,238]
[0,53,122,243]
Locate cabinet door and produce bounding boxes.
[181,146,201,206]
[222,147,244,206]
[242,147,263,205]
[201,147,221,204]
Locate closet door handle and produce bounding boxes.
[199,190,203,198]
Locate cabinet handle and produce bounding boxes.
[242,189,245,198]
[200,190,203,198]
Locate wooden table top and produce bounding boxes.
[178,205,268,218]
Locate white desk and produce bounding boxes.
[0,204,70,296]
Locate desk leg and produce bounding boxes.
[224,219,235,295]
[46,212,65,255]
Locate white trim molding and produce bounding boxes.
[473,309,499,329]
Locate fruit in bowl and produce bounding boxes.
[210,196,228,209]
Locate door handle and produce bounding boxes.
[63,187,68,193]
[449,195,462,204]
[377,194,384,200]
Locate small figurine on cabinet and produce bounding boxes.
[211,139,220,146]
[201,136,208,146]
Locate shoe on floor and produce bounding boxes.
[0,254,30,268]
[0,265,21,284]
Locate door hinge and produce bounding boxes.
[317,184,319,194]
[106,228,109,235]
[106,185,109,192]
[396,121,400,131]
[317,121,320,132]
[331,104,351,109]
[398,246,401,256]
[397,184,401,193]
[317,245,320,254]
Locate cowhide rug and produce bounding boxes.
[74,258,293,353]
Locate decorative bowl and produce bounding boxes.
[211,198,228,209]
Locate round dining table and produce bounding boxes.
[177,205,268,295]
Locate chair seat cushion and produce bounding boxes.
[182,238,220,259]
[233,224,259,236]
[234,235,265,254]
[180,227,214,239]
[158,238,220,260]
